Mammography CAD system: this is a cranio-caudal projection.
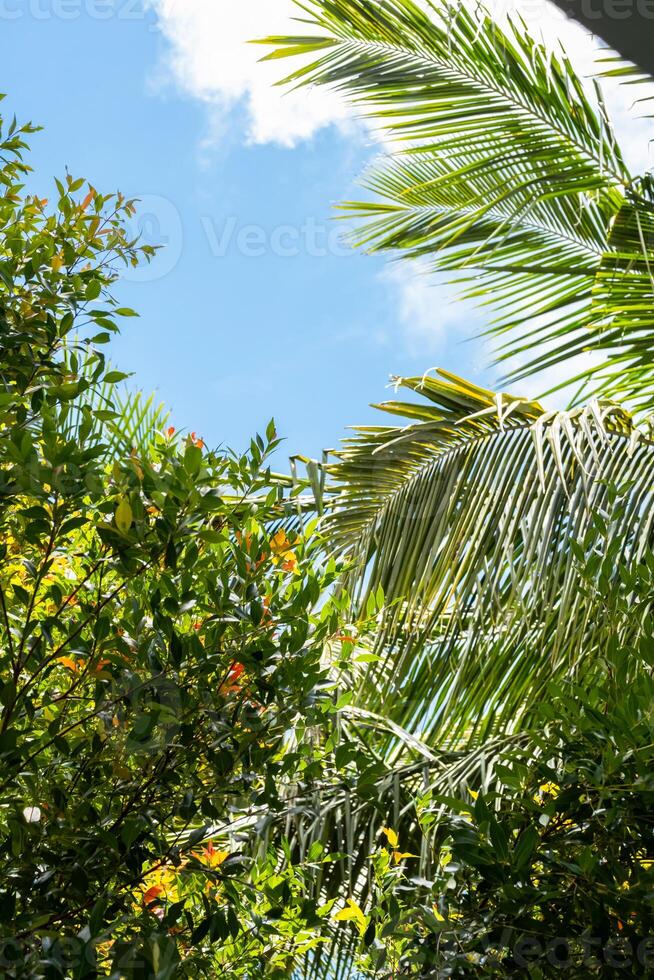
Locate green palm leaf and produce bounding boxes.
[325,371,654,744]
[277,369,654,976]
[59,346,169,459]
[262,0,654,408]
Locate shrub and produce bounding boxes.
[0,110,340,978]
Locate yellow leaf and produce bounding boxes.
[115,498,133,534]
[269,529,297,567]
[393,850,418,864]
[199,841,230,869]
[333,908,357,922]
[51,254,64,272]
[382,827,399,848]
[270,529,291,554]
[333,899,367,935]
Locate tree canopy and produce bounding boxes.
[2,1,654,976]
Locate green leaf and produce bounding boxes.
[514,826,539,869]
[85,279,102,300]
[184,444,203,476]
[103,371,130,384]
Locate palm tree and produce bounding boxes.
[325,370,654,746]
[258,3,654,975]
[262,0,654,411]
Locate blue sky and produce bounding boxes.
[0,2,489,460]
[2,0,650,459]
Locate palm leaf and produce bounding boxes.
[262,0,654,408]
[280,703,522,979]
[277,369,654,976]
[325,370,654,745]
[58,346,169,459]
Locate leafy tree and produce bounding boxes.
[261,4,654,977]
[0,107,342,977]
[351,542,654,977]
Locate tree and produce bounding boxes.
[260,3,654,976]
[330,537,654,977]
[0,107,342,978]
[263,0,654,410]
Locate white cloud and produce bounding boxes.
[148,0,351,146]
[148,0,653,380]
[498,345,607,409]
[380,262,488,360]
[150,0,654,168]
[381,264,601,402]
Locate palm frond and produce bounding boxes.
[263,0,654,408]
[281,705,521,979]
[324,370,654,744]
[58,346,169,460]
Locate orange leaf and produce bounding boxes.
[143,884,164,908]
[200,841,230,868]
[57,657,79,673]
[218,661,245,696]
[80,189,94,211]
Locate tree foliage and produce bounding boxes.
[323,370,654,745]
[4,0,654,975]
[263,0,654,410]
[0,108,343,978]
[260,4,654,977]
[351,544,654,977]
